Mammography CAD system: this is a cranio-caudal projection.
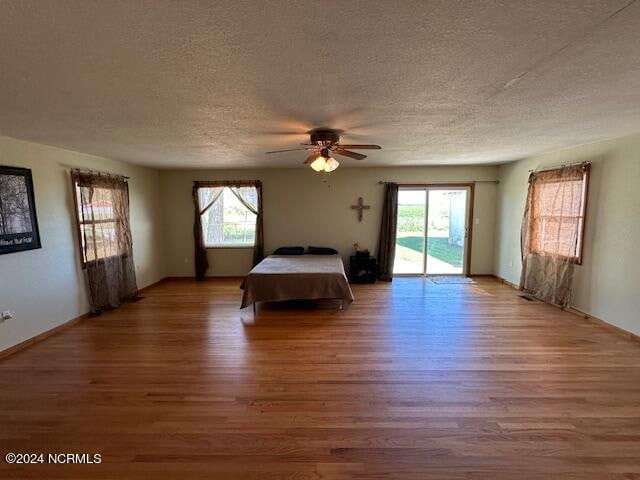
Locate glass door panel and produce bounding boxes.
[393,189,426,274]
[425,189,468,275]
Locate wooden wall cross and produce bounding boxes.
[350,197,370,222]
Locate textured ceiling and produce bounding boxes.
[1,0,640,168]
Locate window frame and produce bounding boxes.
[528,166,590,265]
[71,179,123,267]
[198,186,258,249]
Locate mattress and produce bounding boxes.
[240,254,354,308]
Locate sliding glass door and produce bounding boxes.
[393,186,471,276]
[425,188,469,274]
[393,189,426,274]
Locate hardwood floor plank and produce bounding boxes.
[0,277,639,479]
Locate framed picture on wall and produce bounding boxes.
[0,166,42,255]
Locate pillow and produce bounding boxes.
[273,246,305,255]
[308,246,338,255]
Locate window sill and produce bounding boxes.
[82,253,128,268]
[205,245,254,250]
[529,251,583,265]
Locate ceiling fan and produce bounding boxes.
[265,128,382,172]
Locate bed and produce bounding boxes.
[240,254,354,309]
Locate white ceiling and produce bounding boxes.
[1,0,640,169]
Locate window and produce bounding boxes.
[72,174,131,266]
[199,186,258,247]
[526,164,590,263]
[193,180,263,278]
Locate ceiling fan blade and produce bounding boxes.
[334,148,367,160]
[265,147,316,154]
[261,130,307,135]
[337,144,382,150]
[304,152,322,164]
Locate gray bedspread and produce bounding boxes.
[240,254,354,308]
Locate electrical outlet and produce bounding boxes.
[1,310,13,321]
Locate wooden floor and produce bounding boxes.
[1,277,639,479]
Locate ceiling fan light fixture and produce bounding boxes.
[310,156,327,172]
[323,157,339,172]
[265,129,380,172]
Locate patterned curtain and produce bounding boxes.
[520,163,590,306]
[71,171,139,313]
[192,180,264,280]
[376,182,398,281]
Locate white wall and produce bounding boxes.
[0,136,165,352]
[495,133,640,336]
[160,166,498,277]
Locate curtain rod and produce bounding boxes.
[65,166,130,179]
[378,180,499,185]
[528,161,590,174]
